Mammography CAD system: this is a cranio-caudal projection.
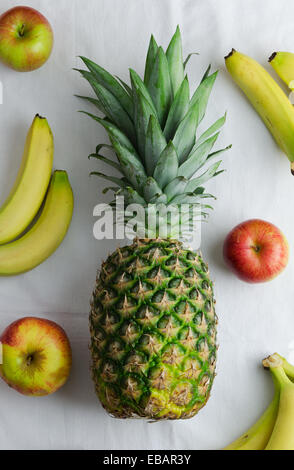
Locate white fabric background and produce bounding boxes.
[0,0,293,450]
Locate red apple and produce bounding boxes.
[0,6,53,71]
[223,219,289,283]
[0,317,72,396]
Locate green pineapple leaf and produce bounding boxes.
[147,46,172,126]
[90,171,127,189]
[90,82,136,143]
[79,56,133,118]
[75,94,104,114]
[111,139,147,191]
[148,192,168,204]
[206,144,232,161]
[79,112,137,154]
[75,69,108,115]
[118,186,146,205]
[143,177,163,202]
[172,101,199,163]
[88,153,122,173]
[95,143,113,154]
[190,71,218,125]
[74,67,94,82]
[186,161,223,192]
[193,186,205,194]
[195,113,227,148]
[153,141,179,189]
[178,133,220,178]
[133,89,157,162]
[166,26,184,97]
[200,64,211,83]
[170,191,214,204]
[102,186,119,194]
[145,115,167,176]
[144,35,158,85]
[130,68,157,116]
[164,76,190,142]
[163,176,188,201]
[115,76,132,95]
[173,195,212,206]
[197,192,216,199]
[183,52,199,69]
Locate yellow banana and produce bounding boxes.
[0,170,73,276]
[225,49,294,174]
[269,52,294,90]
[224,354,294,450]
[0,114,53,244]
[264,354,294,450]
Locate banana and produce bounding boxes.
[224,354,294,450]
[224,390,279,450]
[225,49,294,174]
[0,170,73,276]
[0,114,53,244]
[264,354,294,450]
[269,52,294,90]
[279,353,294,380]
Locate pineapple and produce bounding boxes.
[76,27,230,420]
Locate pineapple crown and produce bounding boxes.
[76,26,230,239]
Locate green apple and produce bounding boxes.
[0,6,53,72]
[0,317,72,396]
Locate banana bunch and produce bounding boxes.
[0,115,74,275]
[225,50,294,174]
[224,353,294,450]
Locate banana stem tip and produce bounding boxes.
[224,49,236,60]
[268,52,277,63]
[263,353,283,369]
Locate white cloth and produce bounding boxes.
[0,0,293,450]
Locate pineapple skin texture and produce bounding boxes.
[90,238,217,420]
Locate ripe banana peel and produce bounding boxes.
[264,354,294,450]
[224,354,294,450]
[225,49,294,174]
[0,115,53,244]
[0,170,74,275]
[269,52,294,90]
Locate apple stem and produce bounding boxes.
[19,24,25,37]
[26,355,33,366]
